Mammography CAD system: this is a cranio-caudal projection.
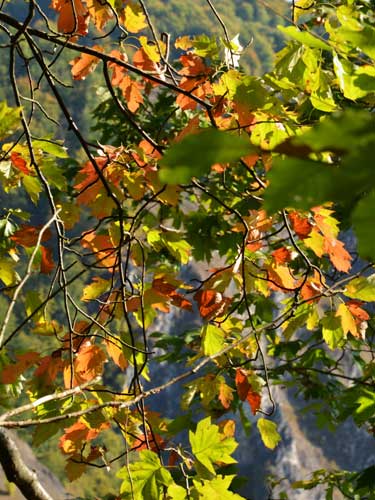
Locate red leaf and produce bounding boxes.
[41,246,55,274]
[1,352,40,384]
[235,368,250,401]
[289,211,313,239]
[11,225,51,247]
[53,0,89,37]
[272,247,291,264]
[246,390,261,415]
[10,152,31,174]
[194,289,230,321]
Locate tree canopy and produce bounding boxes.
[0,0,374,498]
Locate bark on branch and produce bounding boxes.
[0,428,54,500]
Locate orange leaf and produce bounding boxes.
[289,211,313,239]
[81,232,117,268]
[11,225,51,247]
[105,339,127,370]
[34,354,63,384]
[324,237,352,273]
[235,368,250,401]
[133,47,158,73]
[1,352,40,384]
[59,420,109,454]
[41,246,55,274]
[54,0,89,36]
[266,263,296,291]
[246,390,261,415]
[10,152,31,174]
[346,300,370,323]
[194,289,230,321]
[87,0,113,30]
[108,50,128,86]
[70,47,102,80]
[179,54,209,76]
[119,75,144,113]
[74,342,106,382]
[272,247,291,264]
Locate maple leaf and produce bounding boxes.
[81,232,117,268]
[40,246,55,274]
[122,2,147,33]
[74,342,106,383]
[266,263,296,291]
[247,390,261,415]
[1,352,40,384]
[288,211,313,239]
[59,420,109,454]
[86,0,113,30]
[235,368,250,401]
[133,47,159,74]
[108,50,128,86]
[10,151,31,175]
[324,237,352,273]
[34,353,63,384]
[54,0,89,36]
[336,302,358,337]
[119,75,144,113]
[70,47,103,80]
[218,382,234,410]
[11,225,51,247]
[194,289,230,321]
[346,300,370,323]
[105,339,127,370]
[272,247,291,264]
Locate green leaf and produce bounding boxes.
[159,129,252,184]
[193,475,246,499]
[321,314,345,350]
[264,157,333,213]
[0,101,21,140]
[333,54,373,100]
[0,257,18,286]
[117,449,173,500]
[278,25,332,52]
[22,176,42,204]
[189,417,237,475]
[162,233,191,264]
[257,418,281,449]
[352,191,375,261]
[343,275,375,302]
[33,140,68,158]
[201,324,225,356]
[81,277,111,301]
[167,483,188,500]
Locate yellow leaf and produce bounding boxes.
[139,36,161,63]
[175,36,193,51]
[336,302,357,336]
[304,229,324,257]
[123,3,147,33]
